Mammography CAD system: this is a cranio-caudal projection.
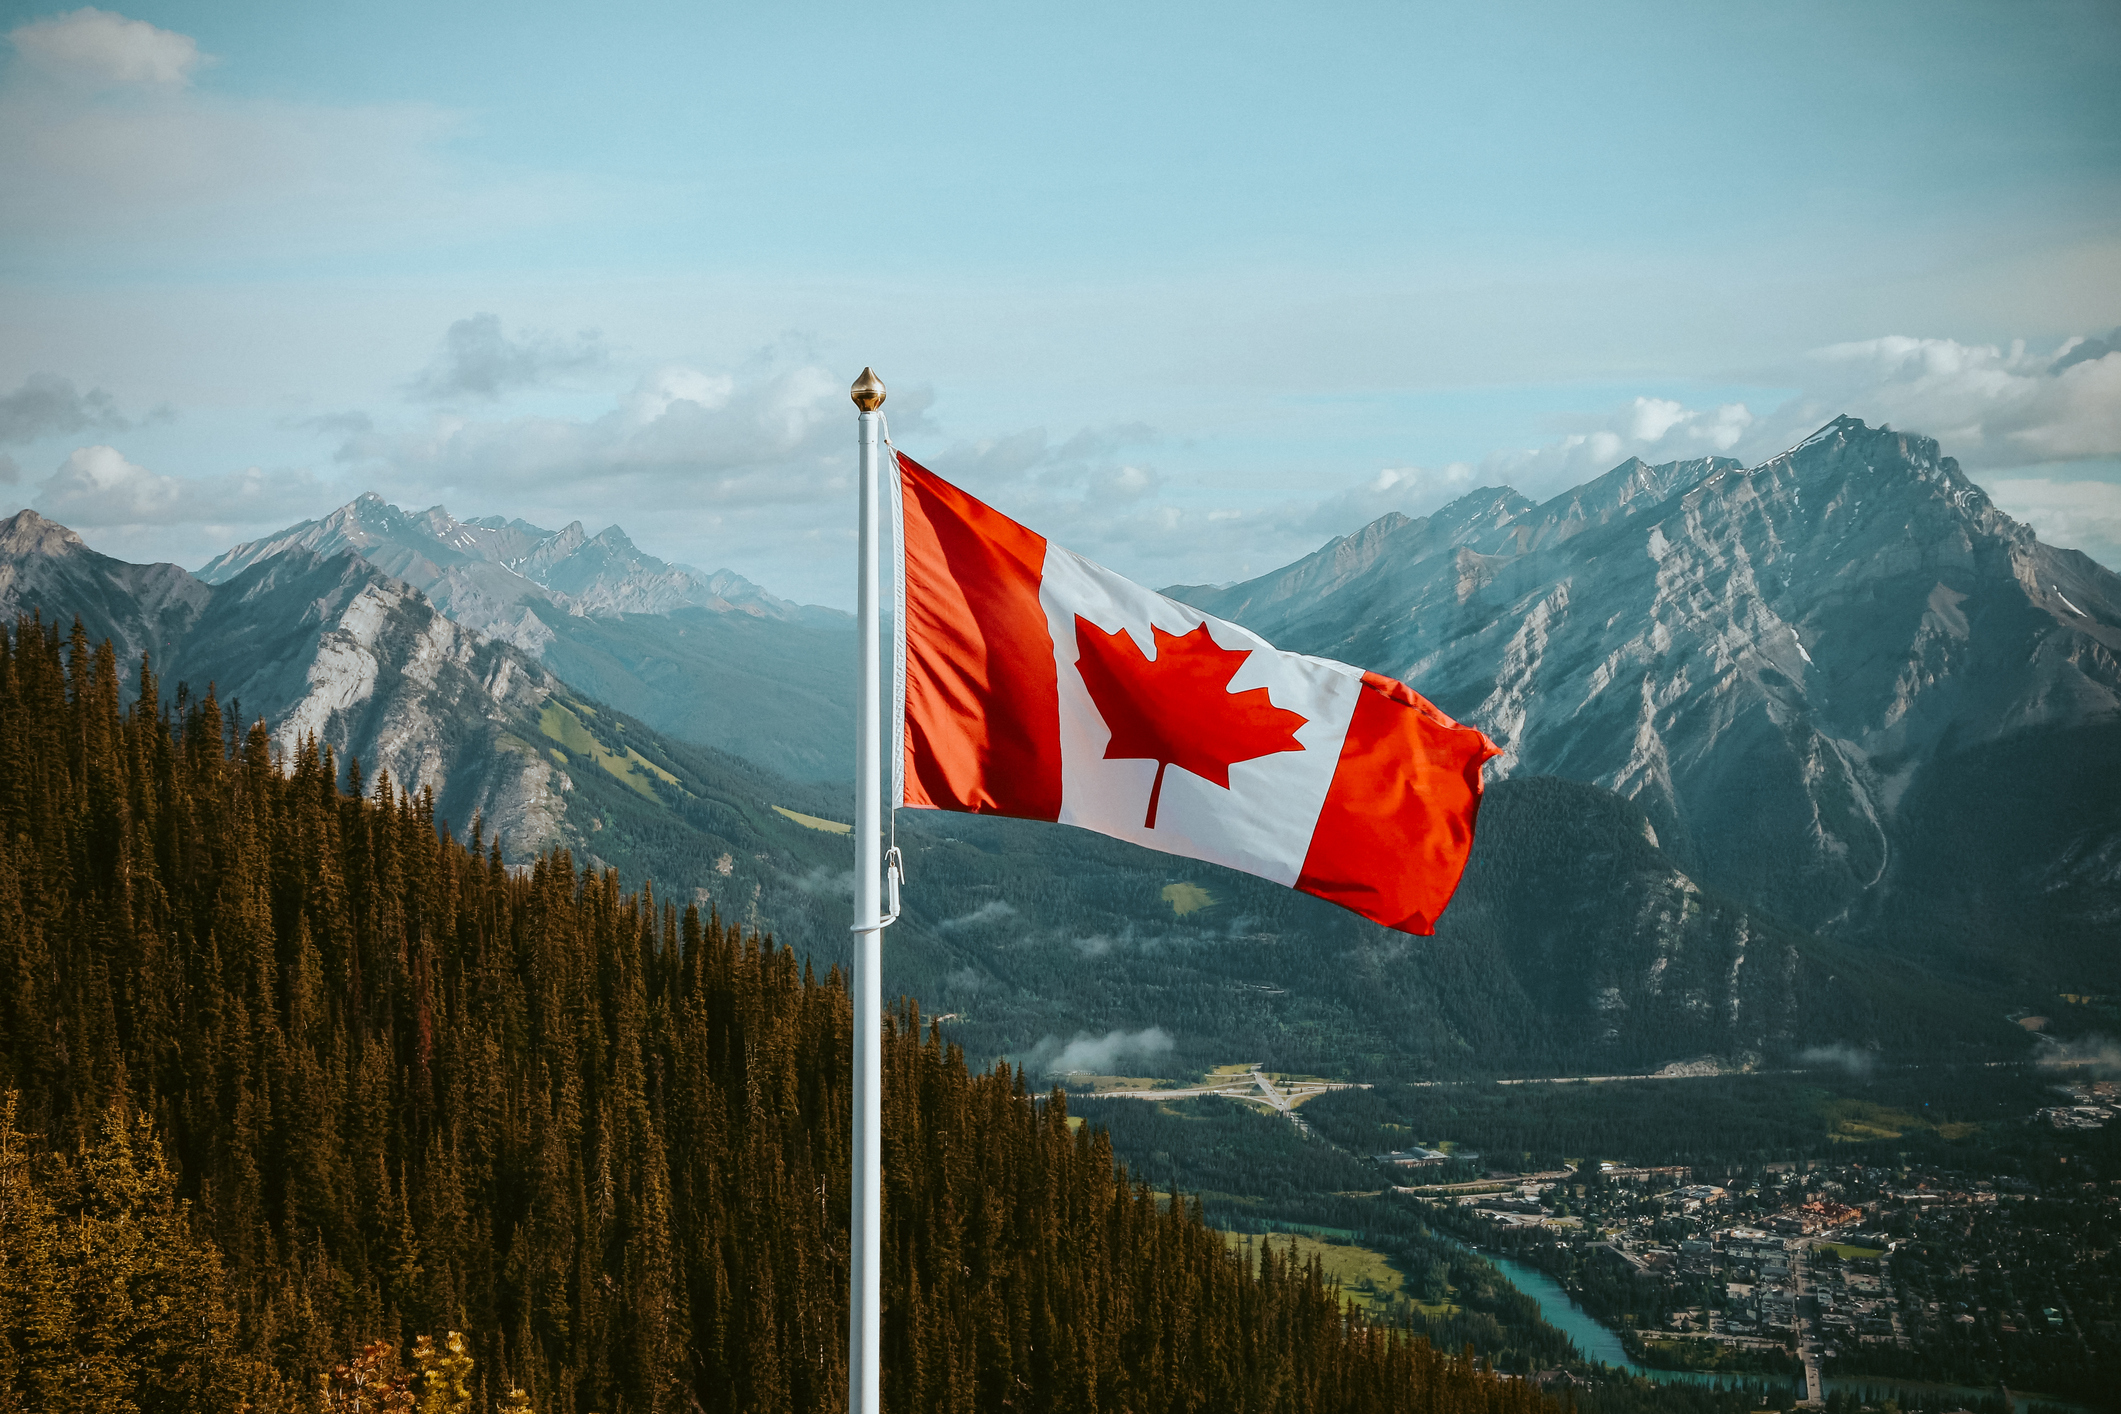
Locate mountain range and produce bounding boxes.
[200,493,857,781]
[3,414,2114,1077]
[0,505,861,969]
[1173,417,2121,994]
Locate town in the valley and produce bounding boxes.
[1393,1076,2120,1390]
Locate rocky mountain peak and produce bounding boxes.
[0,509,86,557]
[1591,452,1737,507]
[1771,414,1961,488]
[199,494,836,665]
[327,492,411,537]
[1734,416,2033,564]
[1173,419,2121,942]
[540,521,591,557]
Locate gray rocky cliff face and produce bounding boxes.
[194,494,860,781]
[2,515,571,859]
[190,549,570,854]
[1177,417,2121,953]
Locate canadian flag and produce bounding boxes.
[892,453,1499,936]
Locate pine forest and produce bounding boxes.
[0,616,1557,1413]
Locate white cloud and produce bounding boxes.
[0,371,153,443]
[1025,1026,1174,1076]
[1783,336,2121,467]
[337,362,870,512]
[1438,335,2121,519]
[408,313,607,402]
[1626,397,1691,444]
[36,445,327,527]
[626,367,735,422]
[9,8,203,88]
[39,444,179,521]
[1981,475,2121,568]
[937,899,1017,932]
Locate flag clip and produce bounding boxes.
[852,846,905,934]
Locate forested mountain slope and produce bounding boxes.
[2,509,568,852]
[0,618,1553,1414]
[884,775,2011,1080]
[0,513,869,968]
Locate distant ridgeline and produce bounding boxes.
[0,618,1550,1414]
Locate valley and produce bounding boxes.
[1085,1053,2119,1401]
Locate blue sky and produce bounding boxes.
[1,0,2117,603]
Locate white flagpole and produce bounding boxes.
[848,366,886,1414]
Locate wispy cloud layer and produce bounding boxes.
[35,445,325,528]
[1797,1043,1879,1080]
[408,314,607,402]
[13,326,2121,596]
[10,7,203,87]
[0,9,596,268]
[0,373,159,444]
[2037,1034,2121,1080]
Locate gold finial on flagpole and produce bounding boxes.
[850,367,886,412]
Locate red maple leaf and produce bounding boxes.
[1073,616,1308,829]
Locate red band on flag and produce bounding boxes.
[899,454,1064,819]
[1295,672,1500,935]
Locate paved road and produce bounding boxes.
[1250,1066,1311,1134]
[1082,1081,1260,1102]
[1403,1059,2033,1090]
[1392,1169,1575,1196]
[1791,1243,1825,1405]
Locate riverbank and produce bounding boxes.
[1464,1246,2098,1412]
